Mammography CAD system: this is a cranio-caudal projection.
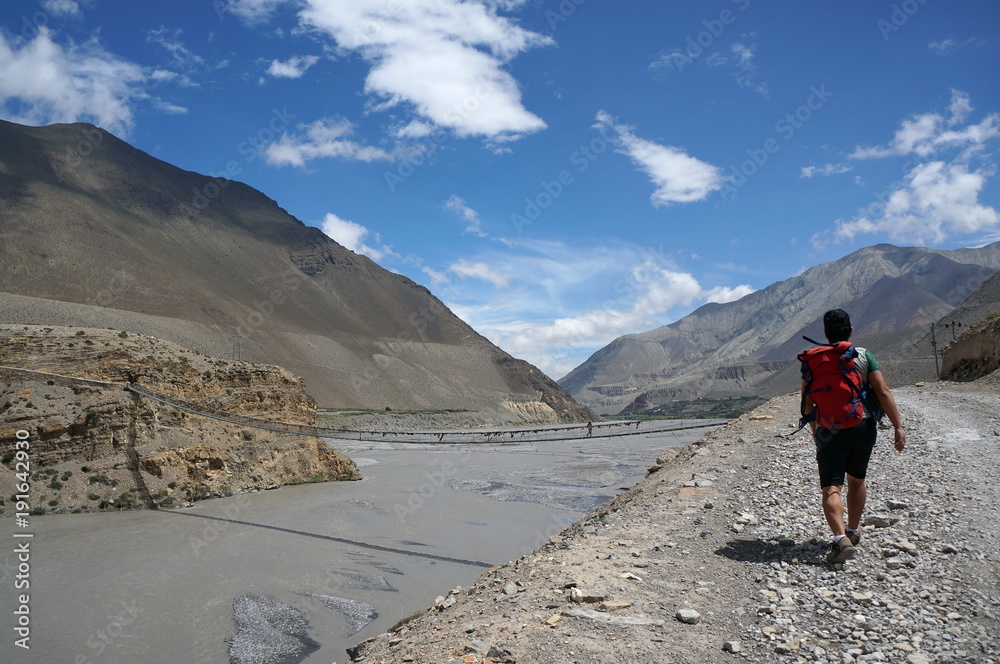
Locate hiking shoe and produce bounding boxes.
[846,530,862,547]
[826,538,857,564]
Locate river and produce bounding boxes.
[0,420,724,664]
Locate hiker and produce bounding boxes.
[800,309,906,564]
[586,421,593,437]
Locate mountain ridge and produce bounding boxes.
[0,119,592,425]
[561,242,1000,414]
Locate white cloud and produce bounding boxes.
[319,212,393,261]
[449,259,510,288]
[394,120,436,139]
[224,0,286,24]
[266,116,399,166]
[928,36,981,56]
[707,40,769,97]
[821,91,1000,247]
[230,0,550,141]
[421,266,449,287]
[437,239,754,378]
[947,89,973,125]
[474,261,746,378]
[801,163,852,178]
[824,159,999,246]
[850,90,999,159]
[146,27,206,71]
[595,111,725,206]
[152,99,189,115]
[703,284,755,304]
[0,29,145,135]
[445,195,488,237]
[266,55,320,78]
[41,0,81,17]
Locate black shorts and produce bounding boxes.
[815,419,877,488]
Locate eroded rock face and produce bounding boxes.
[0,325,359,514]
[941,316,1000,381]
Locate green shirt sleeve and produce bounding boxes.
[865,349,880,374]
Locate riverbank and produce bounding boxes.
[348,381,1000,664]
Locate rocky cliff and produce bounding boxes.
[0,325,359,514]
[940,315,1000,382]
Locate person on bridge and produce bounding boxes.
[801,309,906,564]
[586,421,593,437]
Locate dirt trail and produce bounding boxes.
[347,380,1000,664]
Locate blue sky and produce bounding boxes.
[2,0,999,380]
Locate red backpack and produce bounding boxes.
[798,337,865,434]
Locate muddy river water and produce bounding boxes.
[1,421,723,664]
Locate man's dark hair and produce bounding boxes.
[824,308,852,342]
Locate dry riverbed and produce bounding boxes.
[348,380,1000,664]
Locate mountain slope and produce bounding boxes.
[561,243,1000,414]
[0,120,590,424]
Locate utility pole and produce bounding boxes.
[232,332,243,362]
[933,320,963,379]
[930,323,939,377]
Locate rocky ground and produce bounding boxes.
[348,377,999,664]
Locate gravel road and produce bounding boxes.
[347,379,999,664]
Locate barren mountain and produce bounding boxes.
[560,243,1000,415]
[0,120,591,425]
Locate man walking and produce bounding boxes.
[801,309,906,564]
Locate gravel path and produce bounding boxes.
[347,381,999,664]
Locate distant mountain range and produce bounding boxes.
[0,120,591,425]
[559,242,1000,415]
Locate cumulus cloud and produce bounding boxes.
[850,90,998,159]
[818,91,1000,247]
[595,111,725,206]
[826,159,999,246]
[266,116,400,166]
[228,0,550,142]
[477,262,751,379]
[319,212,394,261]
[438,239,754,378]
[0,29,145,135]
[266,55,320,78]
[703,284,755,304]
